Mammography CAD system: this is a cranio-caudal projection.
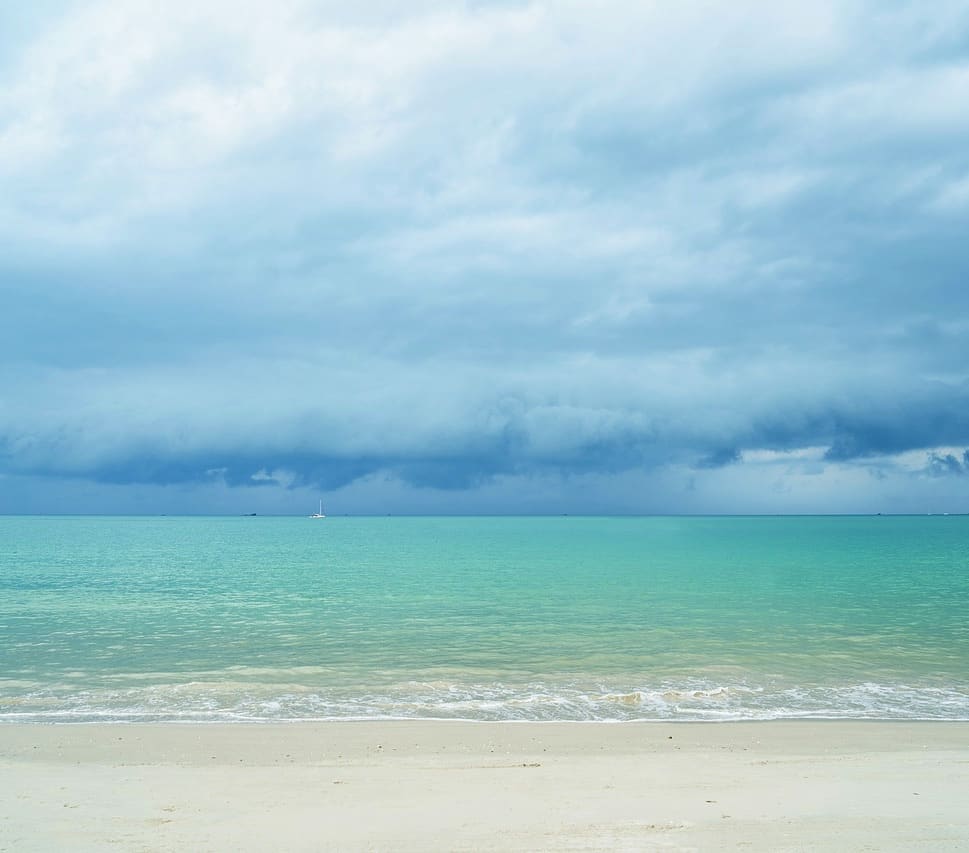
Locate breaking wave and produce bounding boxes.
[3,677,967,723]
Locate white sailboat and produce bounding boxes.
[309,499,326,519]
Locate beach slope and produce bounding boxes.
[2,721,968,851]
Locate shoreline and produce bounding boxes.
[3,714,969,724]
[3,720,968,851]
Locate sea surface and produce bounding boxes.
[1,515,968,723]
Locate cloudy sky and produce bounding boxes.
[2,0,969,515]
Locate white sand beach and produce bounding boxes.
[2,721,968,851]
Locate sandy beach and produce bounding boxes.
[1,721,967,851]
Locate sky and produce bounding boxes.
[2,0,969,515]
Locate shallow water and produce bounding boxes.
[1,515,967,721]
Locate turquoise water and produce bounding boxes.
[1,515,967,722]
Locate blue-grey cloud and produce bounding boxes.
[696,449,743,470]
[927,450,969,476]
[2,1,969,512]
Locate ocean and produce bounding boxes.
[1,515,967,723]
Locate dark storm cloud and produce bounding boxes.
[2,1,969,512]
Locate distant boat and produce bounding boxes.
[309,500,326,519]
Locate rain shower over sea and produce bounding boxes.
[2,515,967,723]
